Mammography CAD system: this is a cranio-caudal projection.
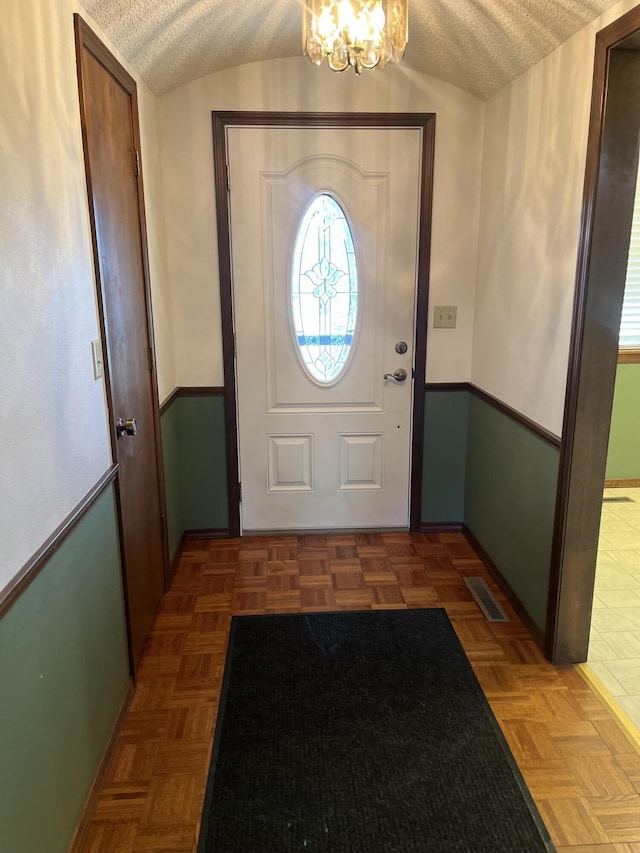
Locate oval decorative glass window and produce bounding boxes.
[290,194,358,384]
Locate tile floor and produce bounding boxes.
[587,487,640,727]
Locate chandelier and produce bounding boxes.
[303,0,408,75]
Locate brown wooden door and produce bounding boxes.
[75,16,167,673]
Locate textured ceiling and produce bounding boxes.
[79,0,622,100]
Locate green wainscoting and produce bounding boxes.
[162,386,559,638]
[161,393,228,561]
[161,397,185,562]
[421,386,559,633]
[464,393,560,632]
[0,486,129,853]
[606,363,640,480]
[422,389,469,524]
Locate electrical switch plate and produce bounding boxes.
[91,339,103,380]
[433,305,457,329]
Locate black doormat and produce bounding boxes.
[197,609,555,853]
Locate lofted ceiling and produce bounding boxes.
[78,0,622,100]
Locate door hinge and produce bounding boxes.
[134,148,142,177]
[238,481,242,502]
[147,346,154,371]
[233,332,237,358]
[226,162,231,192]
[160,514,166,538]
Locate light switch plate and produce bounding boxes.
[433,305,457,329]
[91,339,103,379]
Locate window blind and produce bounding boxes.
[620,168,640,349]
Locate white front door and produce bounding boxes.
[228,126,422,532]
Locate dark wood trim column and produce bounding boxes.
[547,6,640,663]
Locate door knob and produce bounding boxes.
[116,417,137,437]
[383,368,408,382]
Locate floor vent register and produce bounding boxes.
[464,577,510,623]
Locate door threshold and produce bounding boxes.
[241,526,410,537]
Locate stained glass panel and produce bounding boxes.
[291,193,358,384]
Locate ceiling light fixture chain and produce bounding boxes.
[303,0,408,75]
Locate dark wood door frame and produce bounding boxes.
[546,5,640,664]
[212,112,436,537]
[74,15,170,670]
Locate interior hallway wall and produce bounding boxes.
[473,0,640,437]
[0,0,175,596]
[1,0,110,592]
[465,0,640,635]
[156,59,485,389]
[606,363,640,480]
[1,4,174,851]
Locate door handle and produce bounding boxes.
[383,369,408,382]
[116,417,138,437]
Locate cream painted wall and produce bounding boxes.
[472,0,640,437]
[137,90,176,403]
[156,59,484,388]
[0,0,173,592]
